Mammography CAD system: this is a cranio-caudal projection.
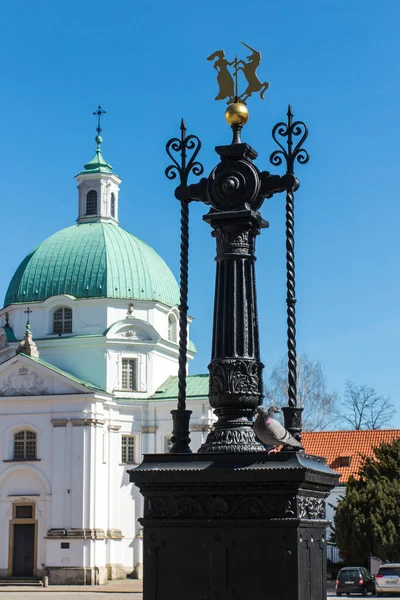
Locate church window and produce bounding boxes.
[15,505,33,519]
[168,314,177,343]
[121,435,135,463]
[121,358,137,391]
[53,308,72,334]
[14,430,37,460]
[111,193,116,218]
[86,190,97,215]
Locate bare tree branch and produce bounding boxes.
[264,354,339,431]
[337,381,395,430]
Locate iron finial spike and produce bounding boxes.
[287,104,293,119]
[180,118,187,141]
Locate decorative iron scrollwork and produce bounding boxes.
[270,105,309,175]
[199,427,263,453]
[165,120,204,185]
[146,493,296,520]
[209,359,262,396]
[214,227,256,256]
[298,496,326,520]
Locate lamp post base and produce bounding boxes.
[129,452,338,600]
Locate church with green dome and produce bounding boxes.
[0,128,211,585]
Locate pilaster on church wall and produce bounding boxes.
[50,419,68,529]
[106,421,125,568]
[70,421,87,529]
[89,416,109,532]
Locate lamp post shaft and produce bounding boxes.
[200,209,266,452]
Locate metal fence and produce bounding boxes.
[327,543,341,563]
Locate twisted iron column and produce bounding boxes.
[285,188,297,409]
[270,106,309,442]
[165,120,203,453]
[177,196,189,412]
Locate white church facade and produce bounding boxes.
[0,132,211,584]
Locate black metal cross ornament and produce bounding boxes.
[24,307,32,326]
[93,106,106,135]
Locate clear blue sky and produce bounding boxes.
[1,0,399,424]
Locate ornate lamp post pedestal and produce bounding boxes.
[130,97,339,599]
[131,452,337,600]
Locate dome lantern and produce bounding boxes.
[75,106,121,225]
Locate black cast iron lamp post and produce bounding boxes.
[164,45,310,453]
[200,102,268,452]
[130,48,339,600]
[167,97,302,453]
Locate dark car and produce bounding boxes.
[336,567,375,596]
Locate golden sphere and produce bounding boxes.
[225,102,249,126]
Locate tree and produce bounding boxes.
[334,438,400,563]
[264,354,338,431]
[339,381,395,430]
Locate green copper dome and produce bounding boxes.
[4,223,179,307]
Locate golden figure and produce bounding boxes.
[236,42,269,102]
[208,43,269,105]
[207,50,235,103]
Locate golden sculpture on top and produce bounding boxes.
[207,41,269,105]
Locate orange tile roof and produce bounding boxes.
[302,429,400,483]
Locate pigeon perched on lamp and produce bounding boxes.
[253,405,303,452]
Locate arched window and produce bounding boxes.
[168,314,177,343]
[14,430,37,460]
[111,193,116,218]
[53,308,72,334]
[86,190,97,215]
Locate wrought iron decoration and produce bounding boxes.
[270,106,309,442]
[165,45,308,453]
[165,120,204,453]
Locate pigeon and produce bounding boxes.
[253,405,303,451]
